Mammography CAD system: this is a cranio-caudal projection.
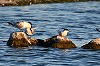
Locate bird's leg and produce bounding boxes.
[27,36,32,45]
[28,36,31,40]
[27,39,31,45]
[25,37,31,45]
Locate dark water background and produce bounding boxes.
[0,1,100,66]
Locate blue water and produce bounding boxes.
[0,1,100,66]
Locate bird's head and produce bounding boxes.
[28,22,32,27]
[63,29,70,33]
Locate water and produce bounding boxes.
[0,1,100,66]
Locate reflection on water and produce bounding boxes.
[0,1,100,66]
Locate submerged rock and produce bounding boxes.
[81,38,100,50]
[44,35,77,49]
[7,32,38,47]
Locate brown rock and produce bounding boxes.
[0,0,17,6]
[1,0,99,6]
[36,39,45,46]
[44,35,77,49]
[7,32,37,47]
[81,38,100,50]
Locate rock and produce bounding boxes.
[81,38,100,50]
[36,39,45,46]
[1,0,99,6]
[6,32,77,49]
[44,35,77,49]
[0,0,17,6]
[7,32,37,47]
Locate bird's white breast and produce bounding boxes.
[61,30,68,37]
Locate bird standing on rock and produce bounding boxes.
[7,21,34,44]
[57,29,70,40]
[59,29,70,37]
[7,21,32,31]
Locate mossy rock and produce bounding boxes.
[81,38,100,50]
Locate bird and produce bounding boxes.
[25,27,37,39]
[7,21,32,31]
[58,29,70,37]
[57,29,70,40]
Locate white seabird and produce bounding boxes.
[57,29,70,40]
[59,29,70,37]
[7,21,32,31]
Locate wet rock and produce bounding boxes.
[81,38,100,50]
[36,39,45,46]
[44,35,77,49]
[7,32,38,47]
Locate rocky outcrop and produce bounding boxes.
[43,35,77,49]
[7,32,77,49]
[7,32,38,47]
[0,0,17,6]
[81,38,100,50]
[0,0,100,6]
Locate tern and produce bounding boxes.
[57,29,70,40]
[58,29,70,37]
[7,21,32,31]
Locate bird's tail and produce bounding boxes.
[96,28,100,32]
[7,22,14,26]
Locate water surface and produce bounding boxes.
[0,1,100,66]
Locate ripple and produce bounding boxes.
[0,1,100,66]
